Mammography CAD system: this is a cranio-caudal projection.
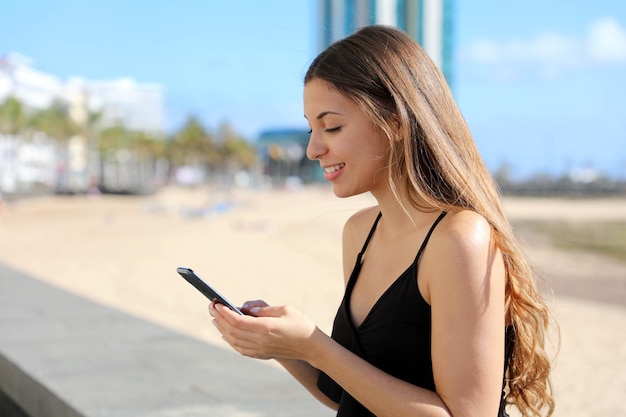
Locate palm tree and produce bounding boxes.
[216,121,257,170]
[171,115,218,167]
[28,100,77,141]
[0,97,25,195]
[0,97,25,134]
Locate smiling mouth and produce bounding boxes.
[324,163,345,173]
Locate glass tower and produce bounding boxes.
[316,0,455,89]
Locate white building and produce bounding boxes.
[81,77,165,135]
[0,52,166,134]
[0,53,166,195]
[0,52,63,111]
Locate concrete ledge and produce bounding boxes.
[0,262,331,417]
[0,381,30,417]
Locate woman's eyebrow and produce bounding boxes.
[316,110,341,120]
[304,110,342,121]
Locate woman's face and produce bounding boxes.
[304,78,390,198]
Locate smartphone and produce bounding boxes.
[176,267,244,315]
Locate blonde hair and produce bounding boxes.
[305,25,556,417]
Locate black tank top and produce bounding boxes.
[316,211,514,417]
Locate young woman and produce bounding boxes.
[210,25,556,417]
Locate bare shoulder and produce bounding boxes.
[342,206,380,245]
[341,206,380,281]
[421,210,499,303]
[435,210,493,254]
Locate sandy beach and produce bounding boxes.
[0,185,624,416]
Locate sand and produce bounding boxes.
[0,185,624,416]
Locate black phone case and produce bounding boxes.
[177,267,244,315]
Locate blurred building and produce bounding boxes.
[316,0,455,86]
[68,77,165,136]
[0,53,64,110]
[0,53,166,196]
[0,53,165,134]
[257,129,323,185]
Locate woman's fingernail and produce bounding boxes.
[242,303,249,309]
[250,307,260,314]
[211,320,217,327]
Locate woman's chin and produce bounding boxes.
[331,185,363,199]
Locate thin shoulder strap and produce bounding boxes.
[415,211,447,262]
[358,211,382,256]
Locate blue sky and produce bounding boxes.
[1,0,625,179]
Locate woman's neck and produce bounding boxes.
[370,188,441,237]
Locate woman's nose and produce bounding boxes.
[306,131,326,160]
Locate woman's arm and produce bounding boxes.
[211,301,338,410]
[213,303,450,416]
[238,298,339,410]
[424,211,507,416]
[274,357,339,410]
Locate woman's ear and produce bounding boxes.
[387,113,403,142]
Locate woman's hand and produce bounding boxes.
[209,300,318,362]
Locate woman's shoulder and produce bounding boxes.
[434,210,493,255]
[342,206,380,247]
[346,205,380,224]
[429,210,498,279]
[421,210,500,303]
[439,210,491,238]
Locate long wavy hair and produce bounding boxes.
[305,25,557,417]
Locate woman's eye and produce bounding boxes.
[324,126,341,133]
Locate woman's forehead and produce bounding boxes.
[304,79,350,110]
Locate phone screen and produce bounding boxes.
[177,267,244,315]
